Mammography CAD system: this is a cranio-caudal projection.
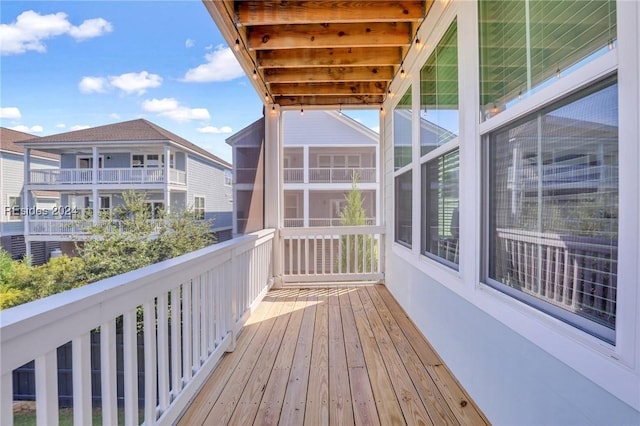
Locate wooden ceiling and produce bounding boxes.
[203,1,430,108]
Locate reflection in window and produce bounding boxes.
[393,87,412,170]
[479,0,616,119]
[395,171,412,247]
[420,20,458,156]
[487,77,618,342]
[422,149,459,267]
[194,196,205,220]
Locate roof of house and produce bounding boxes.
[0,127,59,160]
[16,119,231,168]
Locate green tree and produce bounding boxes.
[338,173,378,273]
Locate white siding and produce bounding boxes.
[282,110,378,146]
[186,156,232,230]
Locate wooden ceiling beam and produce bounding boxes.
[236,1,424,26]
[265,66,394,83]
[258,47,402,68]
[276,94,385,107]
[247,22,412,50]
[271,82,386,96]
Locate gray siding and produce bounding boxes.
[103,153,130,168]
[186,155,232,230]
[61,154,76,168]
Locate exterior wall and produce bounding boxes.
[283,110,378,146]
[381,0,640,423]
[186,155,232,230]
[308,146,376,168]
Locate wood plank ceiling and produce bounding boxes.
[203,1,430,108]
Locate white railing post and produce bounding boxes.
[100,320,118,426]
[72,333,92,426]
[35,351,58,426]
[1,372,13,426]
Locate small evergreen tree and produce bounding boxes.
[338,172,378,273]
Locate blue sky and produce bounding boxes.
[1,1,379,163]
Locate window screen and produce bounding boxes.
[422,149,459,267]
[421,20,459,155]
[393,87,413,170]
[395,171,412,247]
[479,0,616,119]
[487,77,618,342]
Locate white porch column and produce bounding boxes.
[265,105,283,285]
[303,145,309,184]
[303,189,309,227]
[92,147,99,224]
[375,141,381,226]
[164,145,171,213]
[23,148,31,256]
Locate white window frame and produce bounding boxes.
[7,195,21,221]
[193,196,205,220]
[77,155,104,169]
[131,153,162,168]
[224,170,232,186]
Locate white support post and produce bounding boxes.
[92,147,99,225]
[303,145,309,184]
[35,351,59,426]
[265,105,283,286]
[303,189,309,227]
[23,148,31,256]
[1,373,13,426]
[375,139,381,227]
[164,145,171,213]
[72,333,92,426]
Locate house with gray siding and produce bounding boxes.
[16,119,232,256]
[0,128,60,263]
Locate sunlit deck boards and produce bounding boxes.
[178,286,489,425]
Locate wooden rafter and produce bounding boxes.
[236,1,424,25]
[203,0,431,107]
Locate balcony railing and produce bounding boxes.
[29,219,165,235]
[281,225,384,283]
[29,168,186,185]
[308,167,376,183]
[283,168,304,183]
[0,229,275,426]
[284,218,376,227]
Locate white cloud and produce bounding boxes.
[0,10,112,55]
[182,45,244,83]
[70,125,90,131]
[68,18,112,40]
[109,71,162,95]
[185,38,195,48]
[109,113,121,120]
[78,76,107,93]
[10,124,43,133]
[142,98,210,123]
[55,123,66,128]
[0,107,22,119]
[205,44,213,50]
[197,125,233,134]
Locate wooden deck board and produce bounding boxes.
[179,285,489,426]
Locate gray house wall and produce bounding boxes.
[186,155,232,230]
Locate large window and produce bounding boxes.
[393,87,413,170]
[395,172,412,247]
[422,149,459,267]
[486,77,618,343]
[479,0,617,119]
[420,20,458,155]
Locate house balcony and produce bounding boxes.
[0,227,488,425]
[28,168,187,186]
[284,217,376,227]
[27,219,163,237]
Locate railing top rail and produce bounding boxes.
[497,228,617,253]
[280,225,384,237]
[0,228,275,374]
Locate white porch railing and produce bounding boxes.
[283,168,304,183]
[169,169,187,185]
[29,168,184,185]
[281,225,384,283]
[283,218,376,227]
[496,228,617,327]
[30,168,93,185]
[29,219,93,235]
[308,167,376,183]
[0,229,275,426]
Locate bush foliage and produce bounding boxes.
[0,191,215,310]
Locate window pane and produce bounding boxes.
[422,149,459,267]
[421,20,458,155]
[487,78,618,342]
[395,171,412,247]
[393,87,412,170]
[479,0,616,119]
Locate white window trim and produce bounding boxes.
[77,155,104,169]
[7,195,21,221]
[131,153,163,168]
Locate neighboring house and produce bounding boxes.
[16,119,233,256]
[227,110,379,234]
[281,110,379,228]
[0,128,60,263]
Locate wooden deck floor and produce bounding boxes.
[178,286,489,425]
